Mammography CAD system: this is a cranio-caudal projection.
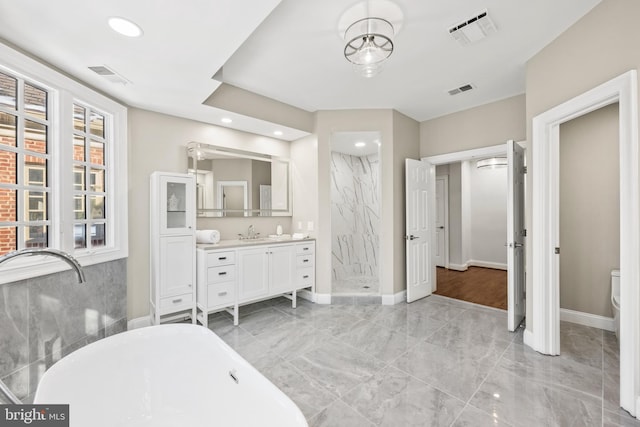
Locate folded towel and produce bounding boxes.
[292,232,309,240]
[196,229,220,244]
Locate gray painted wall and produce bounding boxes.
[0,259,126,403]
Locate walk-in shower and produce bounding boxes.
[330,131,380,297]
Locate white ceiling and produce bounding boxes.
[0,0,601,138]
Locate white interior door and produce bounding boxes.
[435,176,448,268]
[405,159,434,302]
[507,140,526,331]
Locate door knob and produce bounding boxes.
[437,226,444,230]
[405,235,420,241]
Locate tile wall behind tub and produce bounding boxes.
[0,259,127,403]
[330,152,380,282]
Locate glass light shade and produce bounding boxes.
[344,17,394,72]
[476,157,508,169]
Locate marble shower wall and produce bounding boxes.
[0,259,127,403]
[331,151,380,283]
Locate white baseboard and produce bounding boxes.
[382,290,406,305]
[315,293,332,304]
[560,308,615,332]
[128,316,151,330]
[447,263,468,271]
[468,260,508,270]
[297,289,314,302]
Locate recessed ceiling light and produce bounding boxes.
[108,17,143,38]
[355,141,366,148]
[273,130,283,136]
[221,118,232,124]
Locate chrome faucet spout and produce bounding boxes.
[0,248,86,283]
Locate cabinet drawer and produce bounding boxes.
[207,282,235,307]
[297,267,314,287]
[208,265,236,284]
[207,251,235,267]
[296,243,315,255]
[296,254,314,267]
[160,293,193,311]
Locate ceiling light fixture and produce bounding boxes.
[344,17,394,78]
[221,117,232,124]
[355,142,366,148]
[477,157,507,169]
[108,17,143,38]
[273,130,283,136]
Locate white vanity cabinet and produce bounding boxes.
[196,239,315,326]
[150,172,196,325]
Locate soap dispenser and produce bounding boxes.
[276,224,283,236]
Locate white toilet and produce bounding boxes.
[611,269,620,339]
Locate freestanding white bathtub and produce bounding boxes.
[34,324,308,427]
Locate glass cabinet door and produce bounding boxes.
[159,175,194,235]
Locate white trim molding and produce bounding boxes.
[530,70,639,417]
[127,316,151,330]
[382,290,407,305]
[447,263,468,271]
[560,308,615,332]
[468,260,508,270]
[314,293,332,304]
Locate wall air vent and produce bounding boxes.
[448,83,475,96]
[449,10,497,46]
[88,65,130,85]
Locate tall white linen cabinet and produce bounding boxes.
[150,172,196,325]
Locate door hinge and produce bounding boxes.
[523,166,527,174]
[522,229,527,237]
[554,247,560,254]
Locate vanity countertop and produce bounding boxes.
[197,236,315,251]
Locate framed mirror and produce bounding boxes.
[187,142,292,217]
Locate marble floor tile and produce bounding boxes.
[372,307,446,339]
[302,309,365,337]
[404,298,467,322]
[451,404,514,427]
[392,340,494,401]
[237,307,298,336]
[447,308,516,343]
[309,399,375,427]
[470,364,602,427]
[603,409,640,427]
[559,321,603,369]
[261,359,337,419]
[335,320,420,363]
[499,342,603,398]
[427,323,512,364]
[253,321,331,361]
[290,338,385,398]
[343,366,465,427]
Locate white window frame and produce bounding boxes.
[0,41,128,283]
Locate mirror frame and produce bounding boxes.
[187,141,292,217]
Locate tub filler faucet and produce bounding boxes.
[0,248,87,404]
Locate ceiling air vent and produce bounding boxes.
[449,10,497,46]
[88,65,130,85]
[448,83,475,96]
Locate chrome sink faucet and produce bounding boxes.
[248,224,256,239]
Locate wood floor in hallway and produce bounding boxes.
[434,266,507,310]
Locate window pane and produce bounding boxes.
[90,168,104,192]
[0,151,17,184]
[89,111,104,138]
[90,195,105,219]
[73,135,85,161]
[73,104,85,132]
[24,156,47,186]
[24,83,47,121]
[24,190,47,221]
[89,141,104,165]
[24,119,47,154]
[0,112,17,147]
[74,224,86,249]
[0,188,17,221]
[25,225,47,249]
[74,195,85,219]
[0,72,17,110]
[91,223,105,248]
[0,226,17,255]
[73,165,85,191]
